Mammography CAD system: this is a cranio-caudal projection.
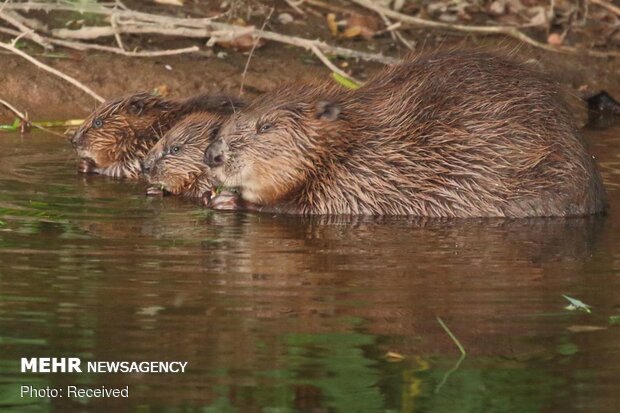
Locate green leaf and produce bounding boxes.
[0,119,19,131]
[331,72,360,90]
[609,315,620,325]
[556,342,578,356]
[562,294,592,313]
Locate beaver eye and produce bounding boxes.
[169,145,181,154]
[209,126,221,140]
[257,123,273,134]
[93,118,103,129]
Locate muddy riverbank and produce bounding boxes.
[1,1,619,124]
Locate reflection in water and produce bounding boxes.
[0,129,619,412]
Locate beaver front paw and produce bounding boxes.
[203,189,243,211]
[77,158,97,174]
[146,185,165,196]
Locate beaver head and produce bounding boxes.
[71,92,180,179]
[144,112,221,198]
[204,83,344,205]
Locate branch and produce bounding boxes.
[0,97,27,121]
[310,44,361,85]
[590,0,620,16]
[240,7,274,95]
[0,26,199,56]
[350,0,620,58]
[3,2,398,64]
[51,23,399,64]
[0,41,105,102]
[0,10,51,49]
[0,97,68,137]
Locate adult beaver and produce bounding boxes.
[204,50,606,217]
[142,112,221,198]
[71,91,243,179]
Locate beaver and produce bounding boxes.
[71,91,244,179]
[586,91,620,128]
[142,112,221,198]
[204,50,607,217]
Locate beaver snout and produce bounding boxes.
[204,139,227,168]
[70,131,83,149]
[141,160,151,174]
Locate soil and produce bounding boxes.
[0,0,619,125]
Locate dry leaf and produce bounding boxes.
[326,12,379,40]
[344,13,379,40]
[153,84,170,97]
[217,34,265,52]
[326,13,339,37]
[154,0,184,6]
[488,0,506,16]
[277,13,294,25]
[385,351,405,362]
[566,325,607,333]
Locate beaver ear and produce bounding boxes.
[208,125,221,141]
[315,101,341,121]
[128,100,145,115]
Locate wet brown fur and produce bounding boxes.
[72,92,243,178]
[209,50,606,217]
[143,112,221,197]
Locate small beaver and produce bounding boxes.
[204,50,606,217]
[142,112,221,198]
[71,92,243,179]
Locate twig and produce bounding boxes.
[0,26,200,56]
[284,0,305,15]
[0,97,27,122]
[0,97,68,137]
[240,7,274,95]
[377,10,398,42]
[591,0,620,16]
[394,28,414,50]
[377,12,414,50]
[435,353,466,393]
[111,13,126,51]
[434,316,467,393]
[303,0,352,14]
[436,316,466,355]
[350,0,620,58]
[310,44,361,85]
[0,10,51,50]
[52,23,399,64]
[0,41,105,102]
[2,2,397,64]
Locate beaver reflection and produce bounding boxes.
[70,214,605,409]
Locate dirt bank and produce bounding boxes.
[0,2,619,124]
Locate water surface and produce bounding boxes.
[0,127,619,412]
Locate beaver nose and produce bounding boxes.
[204,139,227,168]
[141,160,151,174]
[70,131,82,149]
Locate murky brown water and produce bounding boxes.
[0,127,619,413]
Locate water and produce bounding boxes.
[0,128,619,413]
